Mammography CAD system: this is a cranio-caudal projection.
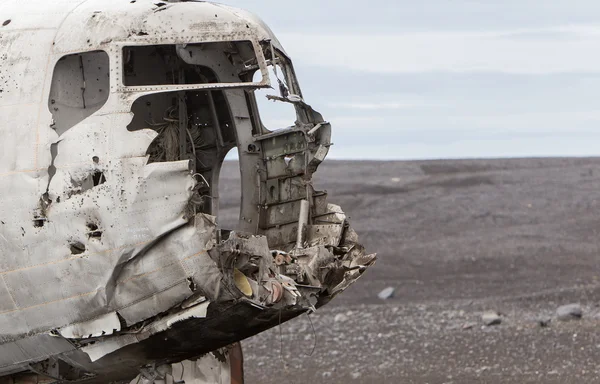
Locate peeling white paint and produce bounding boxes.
[58,312,121,339]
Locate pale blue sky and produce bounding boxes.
[220,1,600,160]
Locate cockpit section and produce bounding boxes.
[0,2,375,381]
[116,38,332,240]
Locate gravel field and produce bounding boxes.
[219,158,600,383]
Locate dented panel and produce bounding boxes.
[0,0,375,382]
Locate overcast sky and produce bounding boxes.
[220,0,600,160]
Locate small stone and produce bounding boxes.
[322,371,332,378]
[538,318,551,328]
[462,322,477,330]
[378,287,395,300]
[476,366,491,374]
[482,311,501,326]
[334,313,348,322]
[556,304,583,321]
[350,372,362,379]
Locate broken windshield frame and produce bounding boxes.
[247,42,316,135]
[115,39,271,92]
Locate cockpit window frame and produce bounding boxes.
[115,38,271,93]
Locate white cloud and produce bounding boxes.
[280,25,600,74]
[328,135,600,160]
[327,102,431,110]
[325,110,600,135]
[444,111,600,132]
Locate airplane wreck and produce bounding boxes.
[0,0,376,382]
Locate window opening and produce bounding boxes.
[48,51,110,136]
[123,41,262,86]
[251,64,297,133]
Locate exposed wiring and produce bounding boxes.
[185,125,197,164]
[146,106,180,162]
[192,173,210,189]
[304,311,317,357]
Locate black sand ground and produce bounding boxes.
[219,158,600,384]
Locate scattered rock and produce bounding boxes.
[462,322,477,330]
[350,372,362,379]
[556,304,583,321]
[334,313,348,322]
[538,318,551,328]
[476,366,491,374]
[482,311,501,326]
[322,371,332,379]
[378,287,395,300]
